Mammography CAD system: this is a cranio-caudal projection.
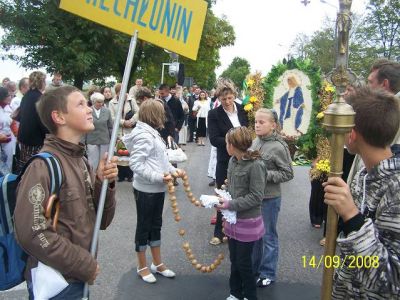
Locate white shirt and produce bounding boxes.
[10,96,21,112]
[193,99,210,118]
[0,104,13,135]
[164,94,172,103]
[94,107,101,119]
[223,103,241,128]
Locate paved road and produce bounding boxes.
[1,141,326,300]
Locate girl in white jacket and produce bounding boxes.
[123,100,184,284]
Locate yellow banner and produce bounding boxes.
[59,0,207,60]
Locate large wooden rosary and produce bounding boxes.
[166,171,225,273]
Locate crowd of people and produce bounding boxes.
[1,57,399,300]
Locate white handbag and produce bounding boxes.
[166,136,187,164]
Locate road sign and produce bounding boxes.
[59,0,207,60]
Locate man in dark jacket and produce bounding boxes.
[158,84,184,144]
[187,85,200,142]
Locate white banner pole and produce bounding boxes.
[82,30,139,300]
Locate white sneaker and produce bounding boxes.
[226,295,240,300]
[137,266,156,283]
[150,263,176,278]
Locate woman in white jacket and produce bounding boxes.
[123,100,184,284]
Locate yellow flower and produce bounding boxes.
[249,96,258,103]
[247,79,255,87]
[316,112,324,119]
[244,103,253,112]
[325,84,335,93]
[316,159,331,173]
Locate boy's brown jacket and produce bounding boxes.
[14,135,116,283]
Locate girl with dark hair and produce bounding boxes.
[216,126,265,300]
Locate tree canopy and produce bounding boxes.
[220,57,251,90]
[290,0,399,78]
[0,0,235,90]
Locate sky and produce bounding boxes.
[0,0,367,82]
[212,0,367,76]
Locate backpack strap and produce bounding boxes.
[18,152,63,197]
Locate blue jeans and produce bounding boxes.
[252,197,281,281]
[28,281,85,300]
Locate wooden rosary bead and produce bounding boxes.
[174,215,181,222]
[173,208,179,214]
[194,201,201,207]
[179,229,185,236]
[191,259,198,266]
[218,253,224,260]
[200,266,207,273]
[182,242,190,250]
[195,264,202,270]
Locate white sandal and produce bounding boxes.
[150,263,176,278]
[137,266,157,283]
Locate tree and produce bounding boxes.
[290,0,399,78]
[0,0,132,89]
[358,0,399,60]
[220,57,251,90]
[0,0,235,90]
[136,11,235,90]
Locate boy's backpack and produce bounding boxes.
[0,152,63,290]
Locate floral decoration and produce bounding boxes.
[241,72,264,134]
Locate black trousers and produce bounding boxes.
[118,165,133,180]
[188,116,196,142]
[214,159,229,239]
[309,179,327,226]
[133,189,165,252]
[228,238,258,300]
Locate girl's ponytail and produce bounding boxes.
[244,149,261,160]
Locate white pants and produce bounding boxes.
[0,135,16,172]
[87,144,109,171]
[207,146,217,179]
[179,125,188,145]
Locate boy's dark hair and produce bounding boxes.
[37,85,78,134]
[159,83,170,91]
[135,87,153,100]
[370,59,400,94]
[346,87,399,148]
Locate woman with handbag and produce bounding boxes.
[109,83,139,182]
[123,100,184,284]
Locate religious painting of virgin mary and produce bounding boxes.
[273,70,312,137]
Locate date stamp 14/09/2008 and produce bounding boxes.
[302,255,380,269]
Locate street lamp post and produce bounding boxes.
[161,63,172,84]
[321,1,357,299]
